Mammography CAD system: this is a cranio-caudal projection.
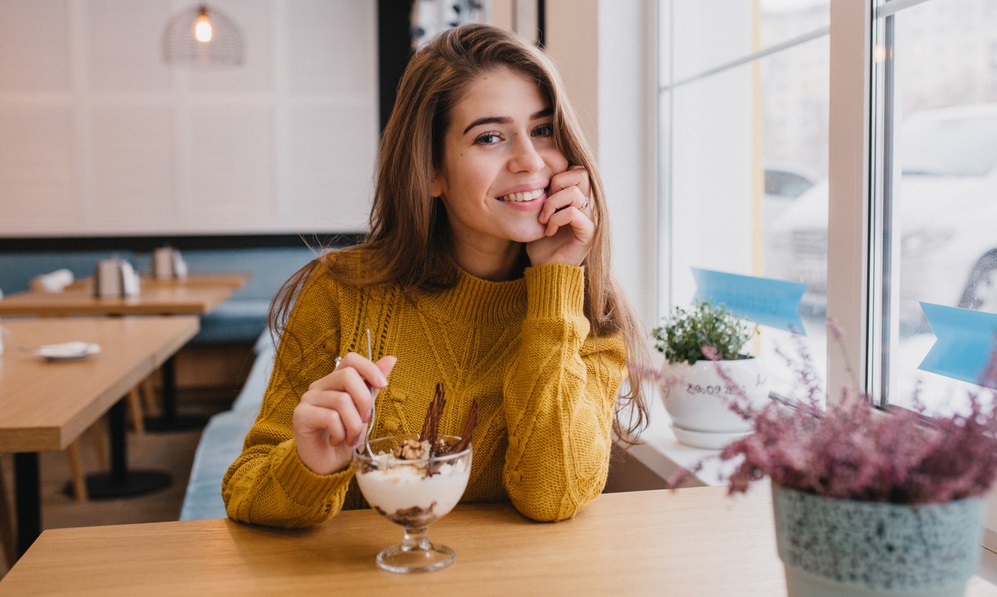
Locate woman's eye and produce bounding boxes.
[532,123,555,138]
[474,132,502,145]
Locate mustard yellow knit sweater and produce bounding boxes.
[222,250,627,528]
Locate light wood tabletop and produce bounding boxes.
[64,272,251,292]
[0,316,200,556]
[2,486,996,596]
[0,285,233,317]
[0,317,199,451]
[142,272,249,288]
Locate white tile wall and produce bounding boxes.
[0,0,376,235]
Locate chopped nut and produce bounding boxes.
[392,439,427,460]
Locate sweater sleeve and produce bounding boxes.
[221,267,353,528]
[502,264,627,522]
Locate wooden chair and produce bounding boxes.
[64,379,149,502]
[138,370,162,417]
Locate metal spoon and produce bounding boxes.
[364,328,379,457]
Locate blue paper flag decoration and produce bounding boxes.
[918,302,997,386]
[692,268,807,334]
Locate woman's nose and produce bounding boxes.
[507,135,545,173]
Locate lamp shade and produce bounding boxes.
[163,4,243,67]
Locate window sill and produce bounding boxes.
[617,391,740,488]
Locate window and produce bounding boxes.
[657,0,830,398]
[872,0,997,412]
[657,0,997,409]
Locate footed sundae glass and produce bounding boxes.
[353,434,472,573]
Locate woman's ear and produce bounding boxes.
[431,173,445,199]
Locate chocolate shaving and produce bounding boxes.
[419,383,447,449]
[417,383,478,457]
[441,398,478,456]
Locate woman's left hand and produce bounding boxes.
[526,166,595,267]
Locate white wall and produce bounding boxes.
[0,0,377,236]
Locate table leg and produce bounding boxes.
[144,357,207,432]
[13,452,40,557]
[69,400,172,500]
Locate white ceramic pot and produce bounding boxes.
[661,357,769,438]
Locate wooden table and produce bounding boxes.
[0,316,200,556]
[64,272,251,292]
[2,487,996,595]
[0,286,233,317]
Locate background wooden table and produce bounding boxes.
[0,316,200,556]
[2,486,995,596]
[0,286,233,317]
[64,272,251,292]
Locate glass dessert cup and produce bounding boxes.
[353,434,472,573]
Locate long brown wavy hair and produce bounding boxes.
[272,23,650,441]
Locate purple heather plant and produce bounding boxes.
[695,323,997,504]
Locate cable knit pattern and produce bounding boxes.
[222,249,627,528]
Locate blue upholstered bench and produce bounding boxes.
[180,333,275,520]
[170,247,317,344]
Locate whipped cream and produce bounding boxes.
[356,455,470,522]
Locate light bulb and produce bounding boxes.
[194,12,213,43]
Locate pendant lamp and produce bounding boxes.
[163,3,243,67]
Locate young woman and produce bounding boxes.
[222,23,650,528]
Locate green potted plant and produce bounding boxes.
[651,300,768,448]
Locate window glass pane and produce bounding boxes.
[660,1,830,399]
[881,0,997,413]
[668,1,829,83]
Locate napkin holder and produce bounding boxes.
[152,247,188,280]
[94,259,140,298]
[30,268,74,293]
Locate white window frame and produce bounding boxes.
[826,0,875,402]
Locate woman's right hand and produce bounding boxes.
[293,352,397,475]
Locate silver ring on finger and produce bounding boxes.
[582,198,589,209]
[334,356,343,370]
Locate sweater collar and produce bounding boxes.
[415,265,527,325]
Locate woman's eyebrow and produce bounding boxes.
[531,107,553,120]
[463,116,509,135]
[461,107,554,135]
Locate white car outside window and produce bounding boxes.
[767,102,997,334]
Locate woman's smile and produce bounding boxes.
[497,186,547,206]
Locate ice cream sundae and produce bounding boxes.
[353,383,477,573]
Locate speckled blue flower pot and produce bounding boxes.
[772,483,985,597]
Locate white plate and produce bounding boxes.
[671,424,752,450]
[34,341,101,362]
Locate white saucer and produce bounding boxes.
[35,341,101,362]
[671,424,752,450]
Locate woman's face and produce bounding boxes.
[433,67,570,255]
